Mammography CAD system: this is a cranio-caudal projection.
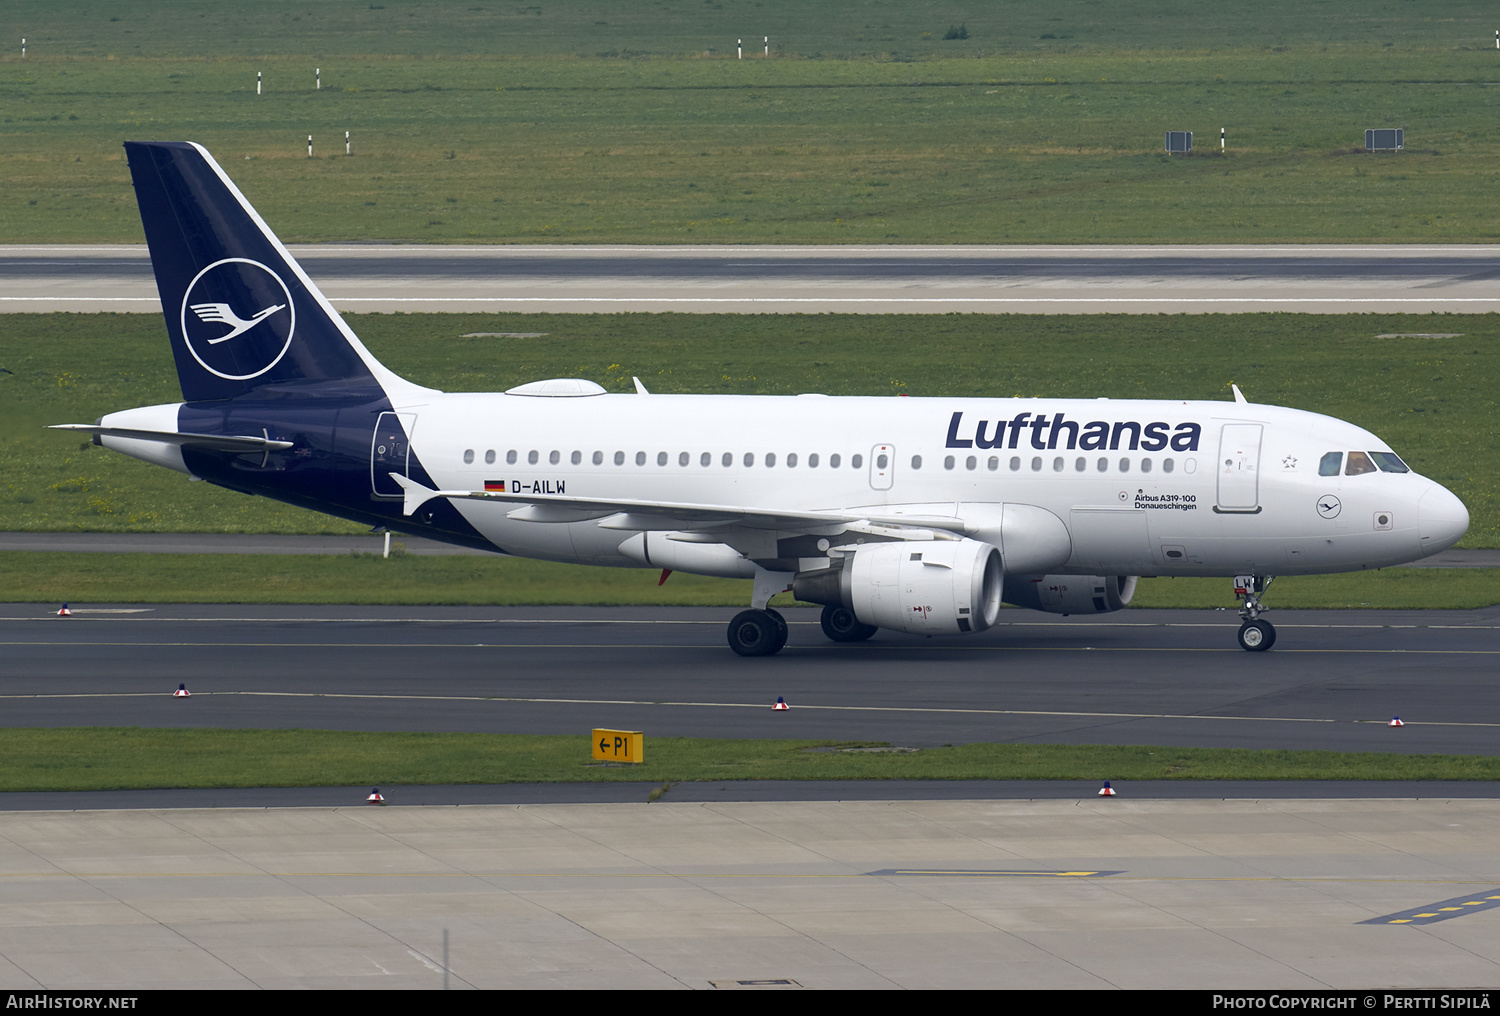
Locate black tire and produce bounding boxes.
[1237,619,1276,652]
[765,608,789,652]
[820,604,878,643]
[727,609,784,657]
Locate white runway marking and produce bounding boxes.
[1,687,1497,728]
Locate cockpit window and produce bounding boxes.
[1370,451,1409,474]
[1319,452,1343,476]
[1345,450,1378,476]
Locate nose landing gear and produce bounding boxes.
[1234,574,1276,651]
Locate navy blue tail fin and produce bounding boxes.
[125,141,387,402]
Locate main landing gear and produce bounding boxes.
[727,608,787,657]
[1234,574,1276,652]
[727,568,797,657]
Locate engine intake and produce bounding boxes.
[793,538,1003,636]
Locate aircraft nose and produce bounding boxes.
[1417,483,1469,557]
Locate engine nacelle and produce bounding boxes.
[1003,574,1138,615]
[793,538,1003,636]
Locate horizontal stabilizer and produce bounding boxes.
[50,424,294,452]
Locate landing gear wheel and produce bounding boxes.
[820,604,877,643]
[727,609,786,657]
[1237,619,1276,652]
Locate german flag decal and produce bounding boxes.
[484,480,506,492]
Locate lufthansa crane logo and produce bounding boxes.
[179,258,296,381]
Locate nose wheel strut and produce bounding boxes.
[1234,574,1276,651]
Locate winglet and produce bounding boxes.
[633,376,651,395]
[1231,384,1248,404]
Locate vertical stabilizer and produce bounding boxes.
[124,141,416,402]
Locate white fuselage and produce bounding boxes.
[387,391,1467,578]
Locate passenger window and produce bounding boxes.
[657,451,668,466]
[809,453,820,468]
[1319,452,1342,476]
[987,456,998,471]
[852,454,863,469]
[593,451,604,466]
[614,451,625,466]
[636,451,647,466]
[1371,451,1410,474]
[1140,458,1152,473]
[463,449,474,464]
[1075,457,1086,472]
[830,453,841,468]
[1031,457,1042,471]
[700,452,711,467]
[766,453,777,467]
[911,455,922,469]
[787,453,798,467]
[722,452,733,467]
[528,450,539,465]
[571,451,581,465]
[1163,458,1174,474]
[1097,457,1108,472]
[679,452,689,467]
[1345,451,1377,476]
[507,449,517,465]
[484,450,496,465]
[967,456,977,471]
[1009,456,1021,471]
[744,452,755,467]
[550,450,560,465]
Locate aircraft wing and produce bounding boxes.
[389,474,967,536]
[50,424,294,452]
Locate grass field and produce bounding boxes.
[3,729,1498,793]
[2,552,1496,609]
[3,1,1500,242]
[5,311,1495,547]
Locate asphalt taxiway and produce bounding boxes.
[4,604,1497,756]
[6,243,1500,313]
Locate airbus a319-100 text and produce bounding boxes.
[56,142,1471,656]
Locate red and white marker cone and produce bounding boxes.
[1389,717,1404,727]
[172,683,190,698]
[56,604,71,617]
[366,788,384,803]
[773,696,789,711]
[1098,781,1117,797]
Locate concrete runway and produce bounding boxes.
[3,798,1500,989]
[5,243,1500,313]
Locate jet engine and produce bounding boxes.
[793,538,1003,635]
[1002,574,1138,615]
